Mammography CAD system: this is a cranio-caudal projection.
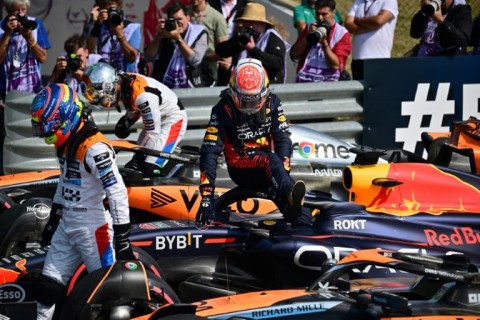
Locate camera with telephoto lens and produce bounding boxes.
[306,20,331,46]
[421,0,445,17]
[107,7,124,26]
[16,14,37,30]
[66,53,82,72]
[165,18,177,31]
[238,26,260,46]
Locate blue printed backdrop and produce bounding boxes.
[362,55,480,157]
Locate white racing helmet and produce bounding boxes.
[81,62,120,109]
[229,58,270,115]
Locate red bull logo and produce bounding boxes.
[425,227,480,246]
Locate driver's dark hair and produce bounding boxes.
[167,1,189,18]
[315,0,336,11]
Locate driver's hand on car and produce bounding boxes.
[113,223,136,260]
[195,194,215,225]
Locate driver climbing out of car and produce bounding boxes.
[31,83,135,320]
[195,58,308,225]
[81,61,188,177]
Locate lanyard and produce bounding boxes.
[222,0,237,22]
[364,0,377,16]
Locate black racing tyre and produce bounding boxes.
[133,246,165,279]
[59,261,180,320]
[66,246,166,292]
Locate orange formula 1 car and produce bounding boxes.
[13,248,478,319]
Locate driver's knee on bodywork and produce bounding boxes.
[35,275,66,319]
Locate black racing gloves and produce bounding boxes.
[41,203,62,246]
[115,111,140,139]
[113,223,135,260]
[114,114,135,139]
[195,194,215,225]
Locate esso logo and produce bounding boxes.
[0,283,26,302]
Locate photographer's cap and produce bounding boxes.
[234,2,273,27]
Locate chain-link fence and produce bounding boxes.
[336,0,480,57]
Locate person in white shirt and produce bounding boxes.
[345,0,398,80]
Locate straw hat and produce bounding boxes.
[234,2,273,27]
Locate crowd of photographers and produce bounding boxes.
[0,0,478,100]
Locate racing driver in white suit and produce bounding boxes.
[81,62,188,177]
[31,83,134,319]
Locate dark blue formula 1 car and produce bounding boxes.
[0,125,355,257]
[2,154,480,307]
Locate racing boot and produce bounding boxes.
[288,180,306,221]
[140,162,162,178]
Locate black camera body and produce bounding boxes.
[238,26,260,46]
[66,54,82,72]
[165,18,177,32]
[421,0,445,16]
[108,7,124,26]
[16,14,37,30]
[306,20,331,46]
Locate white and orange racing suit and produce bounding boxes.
[37,128,130,320]
[120,73,188,168]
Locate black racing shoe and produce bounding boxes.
[289,180,306,220]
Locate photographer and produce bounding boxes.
[215,2,289,84]
[48,34,103,92]
[294,0,344,36]
[0,0,50,96]
[410,0,472,56]
[290,0,351,83]
[144,1,208,89]
[87,0,141,72]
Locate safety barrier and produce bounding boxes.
[3,81,364,173]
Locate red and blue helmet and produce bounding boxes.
[229,58,270,115]
[31,83,84,147]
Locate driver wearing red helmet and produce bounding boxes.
[195,58,307,225]
[31,83,134,319]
